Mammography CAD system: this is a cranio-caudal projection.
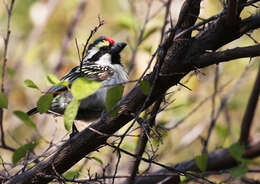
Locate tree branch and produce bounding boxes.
[239,63,260,144]
[195,44,260,68]
[133,139,260,184]
[5,0,260,183]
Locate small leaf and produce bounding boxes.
[36,94,54,114]
[230,163,248,178]
[229,142,245,161]
[12,142,36,164]
[63,171,79,179]
[180,176,188,182]
[71,78,102,100]
[64,99,80,131]
[13,111,36,129]
[195,153,208,171]
[140,80,151,95]
[46,74,61,85]
[0,92,8,109]
[241,159,252,165]
[24,79,40,90]
[105,84,124,117]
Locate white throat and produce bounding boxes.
[94,54,112,66]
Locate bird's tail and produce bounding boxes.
[27,108,38,116]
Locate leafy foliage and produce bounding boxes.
[24,79,40,90]
[230,163,248,178]
[46,74,61,85]
[228,142,245,162]
[12,142,36,164]
[71,78,102,100]
[105,84,124,117]
[195,153,208,172]
[63,171,79,180]
[36,94,54,114]
[64,99,80,131]
[228,142,251,177]
[13,111,36,129]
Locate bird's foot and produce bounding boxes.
[70,123,79,138]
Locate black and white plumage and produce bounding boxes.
[28,36,128,121]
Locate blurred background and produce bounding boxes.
[0,0,259,182]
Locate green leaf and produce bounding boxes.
[63,171,79,180]
[105,84,124,117]
[64,99,80,131]
[46,74,61,85]
[71,78,102,100]
[195,153,208,171]
[228,142,245,161]
[180,176,188,182]
[24,79,40,90]
[36,94,54,114]
[230,163,248,178]
[0,92,8,109]
[12,142,36,164]
[140,80,151,95]
[13,110,36,129]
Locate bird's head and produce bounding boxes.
[83,36,127,66]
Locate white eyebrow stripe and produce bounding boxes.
[83,47,99,62]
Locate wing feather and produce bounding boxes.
[47,65,114,94]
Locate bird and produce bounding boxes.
[27,36,128,123]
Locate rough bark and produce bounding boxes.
[5,0,260,183]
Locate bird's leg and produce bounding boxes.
[70,122,79,138]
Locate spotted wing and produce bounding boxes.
[47,64,114,94]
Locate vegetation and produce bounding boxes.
[0,0,260,183]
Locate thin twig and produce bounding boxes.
[204,62,253,146]
[0,0,16,152]
[1,0,15,92]
[171,11,225,40]
[111,150,121,184]
[165,80,231,130]
[239,63,260,144]
[128,0,154,74]
[160,0,172,44]
[107,143,216,184]
[203,64,219,153]
[80,16,105,75]
[127,98,163,184]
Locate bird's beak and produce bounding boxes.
[111,42,127,54]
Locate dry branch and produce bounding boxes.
[5,0,260,183]
[239,64,260,144]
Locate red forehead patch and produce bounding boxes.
[104,37,115,45]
